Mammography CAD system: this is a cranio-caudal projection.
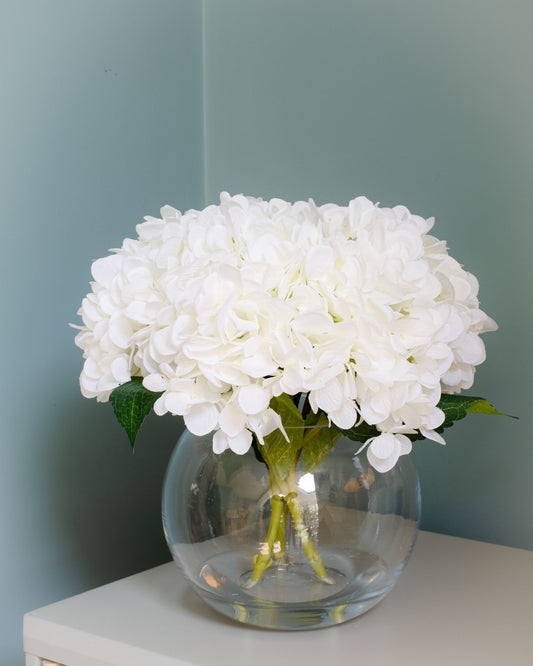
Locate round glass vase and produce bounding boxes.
[162,429,420,630]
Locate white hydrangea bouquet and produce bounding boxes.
[74,193,501,585]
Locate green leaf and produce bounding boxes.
[302,411,342,473]
[405,395,513,443]
[465,398,515,417]
[260,394,305,486]
[436,394,512,431]
[251,436,266,465]
[342,420,381,444]
[109,378,162,449]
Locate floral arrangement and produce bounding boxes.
[74,193,501,585]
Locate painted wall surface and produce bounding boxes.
[0,1,203,663]
[204,1,533,548]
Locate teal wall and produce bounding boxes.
[204,0,533,548]
[3,1,533,662]
[0,1,203,663]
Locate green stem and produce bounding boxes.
[245,460,333,587]
[243,493,285,588]
[285,491,334,584]
[273,501,288,562]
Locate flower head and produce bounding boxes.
[75,193,497,471]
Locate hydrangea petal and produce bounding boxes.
[369,433,397,459]
[213,429,229,454]
[110,357,130,384]
[143,373,168,393]
[91,255,122,288]
[367,446,400,473]
[329,403,358,429]
[219,403,247,437]
[420,428,446,445]
[228,429,253,455]
[312,378,344,413]
[305,245,336,280]
[164,392,191,416]
[237,385,270,415]
[184,404,218,435]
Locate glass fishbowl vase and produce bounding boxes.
[162,430,420,630]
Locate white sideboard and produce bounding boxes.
[23,531,533,666]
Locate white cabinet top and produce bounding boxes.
[24,531,533,666]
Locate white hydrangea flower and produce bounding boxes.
[75,193,497,471]
[364,433,413,473]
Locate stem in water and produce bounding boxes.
[273,500,288,562]
[244,461,333,587]
[243,493,285,588]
